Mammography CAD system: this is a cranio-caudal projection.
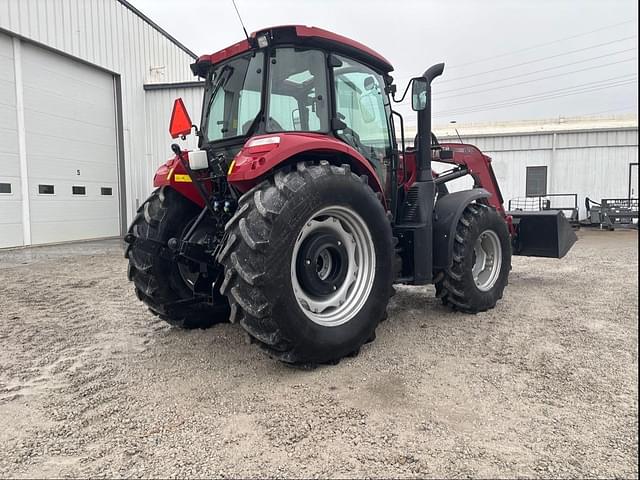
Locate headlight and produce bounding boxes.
[257,35,269,49]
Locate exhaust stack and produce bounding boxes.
[416,63,445,181]
[403,63,445,284]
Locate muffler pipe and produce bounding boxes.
[416,63,445,182]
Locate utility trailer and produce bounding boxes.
[584,197,639,230]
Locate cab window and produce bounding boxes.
[267,48,329,132]
[332,55,392,181]
[204,52,264,141]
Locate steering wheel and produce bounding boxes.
[342,126,362,145]
[334,112,361,145]
[241,116,285,135]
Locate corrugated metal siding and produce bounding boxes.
[144,85,203,199]
[439,127,638,218]
[0,0,198,224]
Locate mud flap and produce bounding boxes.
[510,210,577,258]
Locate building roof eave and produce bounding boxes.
[116,0,198,59]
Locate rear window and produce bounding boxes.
[266,48,329,133]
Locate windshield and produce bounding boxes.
[202,51,264,142]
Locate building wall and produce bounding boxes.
[0,0,199,226]
[143,83,204,202]
[436,126,638,219]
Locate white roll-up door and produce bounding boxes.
[21,41,120,245]
[0,32,23,248]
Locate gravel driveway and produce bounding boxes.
[0,229,637,478]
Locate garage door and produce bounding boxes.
[22,41,120,245]
[0,33,23,248]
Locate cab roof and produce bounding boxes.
[191,25,394,77]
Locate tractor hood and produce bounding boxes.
[191,25,394,77]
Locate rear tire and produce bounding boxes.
[435,203,511,313]
[218,161,394,364]
[125,186,230,328]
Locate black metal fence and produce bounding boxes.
[508,193,579,224]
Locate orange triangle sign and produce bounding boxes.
[169,98,193,138]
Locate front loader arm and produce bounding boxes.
[434,143,505,215]
[433,143,576,258]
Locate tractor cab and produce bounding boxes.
[191,25,396,194]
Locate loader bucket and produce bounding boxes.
[510,210,577,258]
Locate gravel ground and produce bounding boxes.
[0,229,637,478]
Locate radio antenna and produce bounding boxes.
[450,121,464,143]
[231,0,250,41]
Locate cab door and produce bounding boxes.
[331,54,394,195]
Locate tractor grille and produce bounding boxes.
[401,186,420,223]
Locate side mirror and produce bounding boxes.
[411,78,428,111]
[359,92,377,124]
[363,76,375,91]
[169,98,193,138]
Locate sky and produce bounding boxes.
[130,0,638,127]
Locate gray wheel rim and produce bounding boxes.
[291,205,376,327]
[472,229,502,292]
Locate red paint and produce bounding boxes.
[228,133,385,200]
[196,38,251,67]
[293,25,392,71]
[397,150,418,190]
[437,143,506,215]
[398,144,513,233]
[153,152,211,207]
[194,25,393,71]
[398,150,439,192]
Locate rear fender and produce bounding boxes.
[228,133,385,201]
[153,153,211,207]
[433,188,491,270]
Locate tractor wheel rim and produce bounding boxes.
[291,205,376,327]
[472,229,502,292]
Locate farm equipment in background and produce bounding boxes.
[583,197,639,230]
[508,194,580,226]
[124,25,577,364]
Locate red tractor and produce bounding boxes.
[124,25,576,364]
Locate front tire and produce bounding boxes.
[435,203,511,313]
[218,161,393,364]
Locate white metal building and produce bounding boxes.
[429,116,638,219]
[0,0,203,248]
[2,2,637,249]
